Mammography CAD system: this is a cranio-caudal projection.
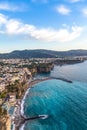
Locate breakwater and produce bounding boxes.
[12,77,72,130]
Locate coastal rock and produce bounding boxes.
[0,115,11,130]
[37,63,54,73]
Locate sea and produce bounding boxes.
[20,61,87,130]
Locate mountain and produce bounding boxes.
[0,49,87,59]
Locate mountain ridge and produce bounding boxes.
[0,49,87,59]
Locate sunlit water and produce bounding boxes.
[22,61,87,130]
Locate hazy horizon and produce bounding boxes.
[0,48,87,54]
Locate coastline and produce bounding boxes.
[12,77,72,130]
[12,77,51,130]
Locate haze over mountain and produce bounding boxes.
[0,49,87,59]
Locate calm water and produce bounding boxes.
[37,61,87,82]
[22,61,87,130]
[50,61,87,83]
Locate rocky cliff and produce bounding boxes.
[0,115,11,130]
[37,63,54,73]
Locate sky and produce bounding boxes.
[0,0,87,53]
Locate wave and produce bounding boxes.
[12,124,15,130]
[39,114,49,119]
[19,124,25,130]
[19,88,31,130]
[20,88,30,117]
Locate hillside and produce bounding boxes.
[0,49,87,59]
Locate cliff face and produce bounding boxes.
[23,63,54,75]
[0,115,11,130]
[37,63,54,73]
[29,67,37,75]
[54,59,84,65]
[37,67,51,73]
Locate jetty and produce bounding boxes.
[50,77,72,83]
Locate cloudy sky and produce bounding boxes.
[0,0,87,53]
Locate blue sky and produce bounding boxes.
[0,0,87,53]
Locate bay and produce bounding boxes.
[22,61,87,130]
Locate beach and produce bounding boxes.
[12,76,72,130]
[12,77,52,130]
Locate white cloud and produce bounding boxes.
[0,14,7,24]
[0,13,83,42]
[0,2,27,12]
[55,5,71,15]
[68,0,82,3]
[32,0,48,3]
[82,8,87,16]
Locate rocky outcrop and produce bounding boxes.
[0,115,11,130]
[37,63,54,73]
[54,59,84,65]
[28,63,54,74]
[29,67,37,75]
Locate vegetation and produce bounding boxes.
[0,107,7,117]
[20,62,54,74]
[0,49,87,59]
[0,92,7,99]
[6,84,18,93]
[0,62,9,66]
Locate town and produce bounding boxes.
[0,56,86,130]
[0,56,86,105]
[0,58,54,128]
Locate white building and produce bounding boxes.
[0,83,5,92]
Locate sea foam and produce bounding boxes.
[20,88,30,116]
[19,124,25,130]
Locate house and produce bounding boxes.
[9,94,16,105]
[0,83,5,92]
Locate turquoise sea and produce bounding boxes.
[22,61,87,130]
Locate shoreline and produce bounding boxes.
[12,77,72,130]
[12,77,52,130]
